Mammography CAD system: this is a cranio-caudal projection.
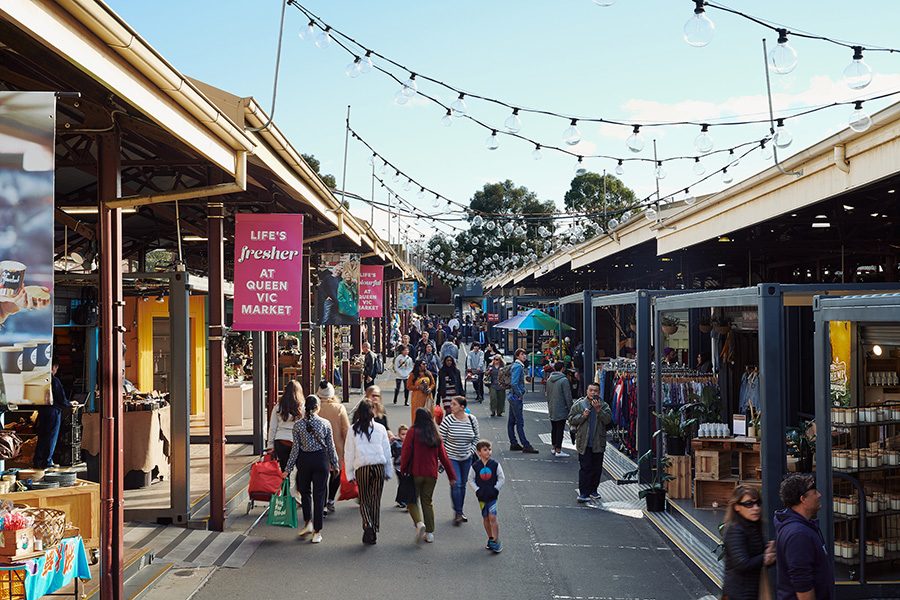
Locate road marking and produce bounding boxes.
[552,596,660,600]
[510,479,577,484]
[535,542,671,551]
[522,504,599,510]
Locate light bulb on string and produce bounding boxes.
[608,217,620,230]
[562,119,581,146]
[843,46,873,90]
[441,109,453,127]
[645,205,658,221]
[615,159,625,176]
[403,179,412,192]
[314,26,332,48]
[359,51,374,75]
[722,168,734,184]
[514,225,526,237]
[693,157,706,176]
[394,89,409,106]
[345,57,362,78]
[729,148,740,167]
[774,119,792,148]
[402,73,418,97]
[683,0,715,47]
[768,29,798,74]
[450,93,468,117]
[574,156,587,176]
[379,161,387,176]
[417,187,426,201]
[761,140,773,161]
[392,170,401,183]
[432,194,440,208]
[532,144,543,160]
[485,130,500,151]
[472,215,484,228]
[503,222,514,235]
[504,108,522,133]
[299,20,316,41]
[626,125,645,153]
[695,124,714,154]
[684,188,697,206]
[655,161,666,180]
[848,101,872,132]
[486,220,496,231]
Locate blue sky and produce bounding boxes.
[107,1,900,242]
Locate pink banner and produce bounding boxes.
[358,265,384,318]
[232,213,304,331]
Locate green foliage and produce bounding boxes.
[654,409,697,439]
[623,450,675,496]
[301,153,337,189]
[563,172,637,226]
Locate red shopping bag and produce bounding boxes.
[249,452,283,500]
[339,465,358,501]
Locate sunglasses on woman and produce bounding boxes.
[738,499,762,508]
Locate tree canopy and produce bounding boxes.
[301,153,337,189]
[563,172,637,226]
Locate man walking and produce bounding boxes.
[466,342,486,403]
[415,331,431,360]
[775,473,834,600]
[545,361,573,457]
[567,382,610,502]
[508,349,538,454]
[361,341,379,389]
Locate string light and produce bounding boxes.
[615,160,625,176]
[451,93,468,117]
[843,46,873,90]
[774,119,792,148]
[768,29,798,74]
[693,157,705,176]
[626,125,645,153]
[695,124,714,154]
[345,56,362,78]
[314,26,332,48]
[722,167,734,184]
[486,129,500,150]
[441,108,453,127]
[504,108,522,133]
[359,50,374,75]
[655,161,667,180]
[532,144,543,160]
[848,101,872,132]
[574,156,587,175]
[299,19,316,41]
[684,0,715,47]
[562,119,581,146]
[402,73,418,97]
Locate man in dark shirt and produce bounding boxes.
[33,355,71,469]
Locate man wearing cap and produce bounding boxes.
[315,381,350,514]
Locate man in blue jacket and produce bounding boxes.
[774,473,834,599]
[508,349,538,454]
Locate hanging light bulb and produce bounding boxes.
[532,144,543,160]
[359,51,374,75]
[574,156,587,176]
[843,46,873,90]
[492,253,500,261]
[486,220,496,231]
[314,26,332,48]
[683,0,715,47]
[774,119,792,148]
[402,73,418,97]
[626,125,645,153]
[768,29,798,74]
[695,124,714,154]
[722,168,734,184]
[684,189,697,206]
[379,161,388,176]
[538,226,549,237]
[729,148,740,167]
[485,130,500,151]
[520,241,528,250]
[848,101,872,132]
[693,157,706,176]
[441,108,453,127]
[761,140,773,161]
[645,205,658,221]
[472,235,481,245]
[403,179,412,192]
[621,210,632,221]
[394,89,409,106]
[504,108,522,133]
[450,93,468,117]
[562,119,581,146]
[503,222,514,235]
[655,161,667,180]
[417,187,426,201]
[472,215,484,228]
[392,170,401,183]
[299,20,316,41]
[608,217,620,229]
[431,194,439,208]
[345,57,362,78]
[615,159,625,176]
[514,225,526,237]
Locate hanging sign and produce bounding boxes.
[829,320,852,407]
[232,213,304,331]
[0,92,56,405]
[316,253,360,325]
[397,281,418,310]
[359,265,384,318]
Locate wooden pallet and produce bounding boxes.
[695,450,731,481]
[695,477,739,509]
[666,455,692,499]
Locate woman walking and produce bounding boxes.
[437,356,463,414]
[438,396,480,525]
[344,399,393,545]
[316,381,349,514]
[722,485,775,600]
[406,360,435,426]
[422,343,439,379]
[400,408,456,543]
[266,381,303,470]
[365,385,392,437]
[283,395,339,544]
[486,355,506,418]
[393,344,414,405]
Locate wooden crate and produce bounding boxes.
[695,477,739,509]
[666,455,692,499]
[738,450,761,480]
[695,449,732,480]
[0,481,99,550]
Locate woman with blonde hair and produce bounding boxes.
[722,485,775,600]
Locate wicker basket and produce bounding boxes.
[19,508,66,547]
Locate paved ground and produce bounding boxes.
[190,359,713,600]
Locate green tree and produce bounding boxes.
[564,172,637,226]
[301,153,337,189]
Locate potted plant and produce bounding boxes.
[623,450,674,512]
[654,408,697,456]
[661,315,680,335]
[747,404,760,439]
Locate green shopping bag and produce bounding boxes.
[267,479,298,528]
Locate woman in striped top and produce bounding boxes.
[438,396,480,525]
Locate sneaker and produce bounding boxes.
[589,492,602,501]
[298,521,314,537]
[522,446,539,454]
[576,495,591,503]
[424,532,434,543]
[556,451,571,458]
[491,540,503,553]
[460,513,468,523]
[509,443,524,452]
[311,533,323,544]
[490,412,496,417]
[395,501,407,509]
[454,513,464,526]
[485,538,494,550]
[415,522,426,544]
[550,448,557,456]
[326,500,336,513]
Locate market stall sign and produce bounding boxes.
[232,214,303,331]
[829,320,852,407]
[359,265,384,318]
[487,313,500,323]
[397,281,418,310]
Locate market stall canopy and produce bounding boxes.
[493,308,574,331]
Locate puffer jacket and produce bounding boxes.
[545,371,573,421]
[723,516,767,600]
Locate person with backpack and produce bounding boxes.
[485,355,505,418]
[508,349,539,454]
[439,396,480,526]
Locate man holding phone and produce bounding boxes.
[567,382,611,503]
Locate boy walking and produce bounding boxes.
[468,440,506,553]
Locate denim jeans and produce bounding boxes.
[507,394,531,447]
[449,457,473,515]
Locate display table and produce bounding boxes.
[691,436,761,508]
[82,406,171,486]
[0,482,99,552]
[0,536,90,599]
[204,383,253,427]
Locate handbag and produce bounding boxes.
[248,451,283,499]
[396,434,418,504]
[266,479,298,528]
[338,464,358,501]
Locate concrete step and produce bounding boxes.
[644,507,724,591]
[125,561,174,600]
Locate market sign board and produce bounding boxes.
[232,213,304,331]
[359,265,384,318]
[397,280,418,310]
[0,92,56,405]
[829,320,852,407]
[316,253,360,325]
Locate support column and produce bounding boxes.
[98,132,124,600]
[169,273,191,525]
[638,292,653,483]
[300,254,313,396]
[251,331,266,454]
[267,331,278,413]
[207,201,226,532]
[510,296,518,354]
[813,308,835,567]
[325,325,334,384]
[758,285,787,540]
[581,291,594,397]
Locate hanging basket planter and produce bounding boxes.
[661,325,679,335]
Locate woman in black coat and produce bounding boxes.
[722,485,775,600]
[436,356,463,413]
